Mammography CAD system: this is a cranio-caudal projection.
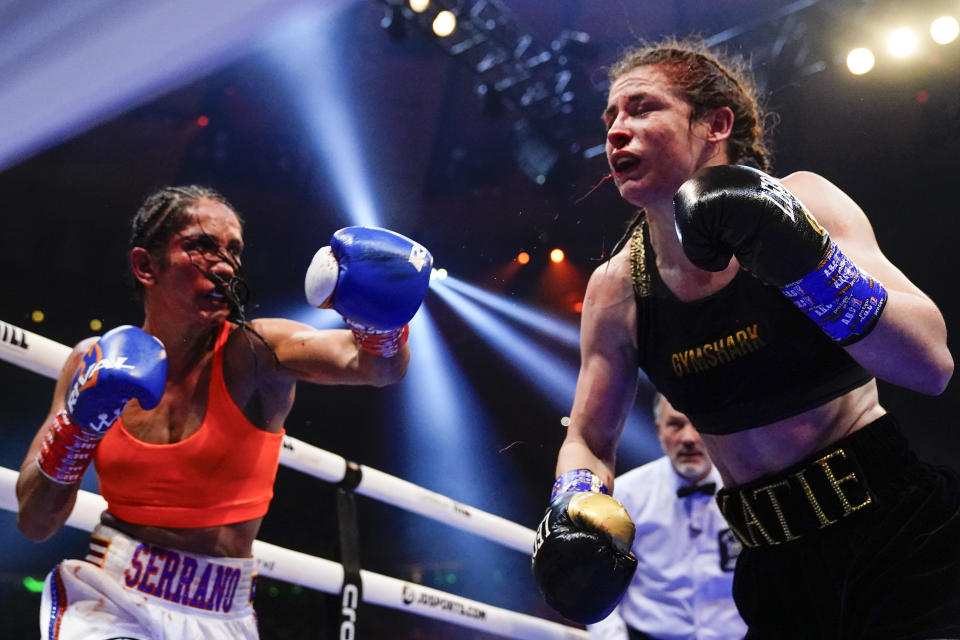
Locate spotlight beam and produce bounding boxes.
[433,278,661,466]
[437,276,579,351]
[404,307,496,444]
[269,8,382,228]
[431,281,578,413]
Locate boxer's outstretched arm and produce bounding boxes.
[252,317,410,388]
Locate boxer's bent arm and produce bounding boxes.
[558,253,640,491]
[782,172,953,394]
[16,342,92,541]
[251,317,409,388]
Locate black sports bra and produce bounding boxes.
[629,217,872,434]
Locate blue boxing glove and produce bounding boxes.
[532,469,637,624]
[305,226,432,356]
[37,326,167,484]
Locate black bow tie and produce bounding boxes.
[677,482,717,498]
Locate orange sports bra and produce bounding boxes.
[94,323,284,528]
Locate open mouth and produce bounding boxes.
[611,154,641,174]
[205,289,228,307]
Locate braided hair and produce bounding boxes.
[129,186,240,287]
[129,186,277,364]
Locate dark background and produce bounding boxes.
[1,0,959,637]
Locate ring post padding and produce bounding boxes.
[0,466,588,639]
[0,319,538,555]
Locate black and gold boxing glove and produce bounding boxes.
[674,164,886,344]
[531,469,637,624]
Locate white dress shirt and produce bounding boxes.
[587,457,746,640]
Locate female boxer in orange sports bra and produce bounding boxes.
[17,186,431,639]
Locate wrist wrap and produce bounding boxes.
[551,469,609,501]
[347,321,409,357]
[36,410,101,484]
[780,242,887,345]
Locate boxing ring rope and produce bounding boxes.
[0,467,584,639]
[278,436,535,554]
[0,320,585,639]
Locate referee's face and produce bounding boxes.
[655,397,712,483]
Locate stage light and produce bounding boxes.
[196,115,209,127]
[408,0,429,13]
[30,310,44,323]
[516,251,530,265]
[572,301,583,313]
[846,48,875,75]
[931,16,959,45]
[887,28,918,58]
[89,318,103,332]
[432,10,456,38]
[560,416,570,427]
[550,249,564,263]
[430,267,448,281]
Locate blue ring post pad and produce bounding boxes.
[551,469,610,501]
[780,242,887,345]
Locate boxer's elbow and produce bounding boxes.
[16,469,73,542]
[924,352,953,396]
[17,511,59,542]
[367,353,409,387]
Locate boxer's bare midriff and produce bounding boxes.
[702,380,886,486]
[101,512,261,558]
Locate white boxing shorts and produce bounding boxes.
[41,524,259,640]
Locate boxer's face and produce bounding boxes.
[655,397,712,483]
[604,64,715,210]
[152,199,244,324]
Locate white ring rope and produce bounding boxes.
[0,320,71,379]
[0,320,583,639]
[0,468,586,639]
[280,437,536,553]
